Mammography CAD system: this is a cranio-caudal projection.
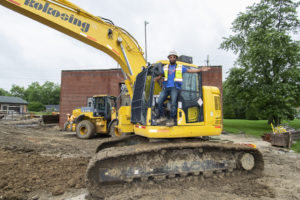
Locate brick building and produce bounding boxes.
[59,66,222,128]
[202,66,222,95]
[59,69,124,128]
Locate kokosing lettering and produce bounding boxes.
[24,0,90,33]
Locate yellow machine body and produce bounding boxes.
[133,86,222,138]
[116,85,222,138]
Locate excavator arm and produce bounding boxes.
[0,0,147,97]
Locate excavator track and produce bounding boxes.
[86,135,264,199]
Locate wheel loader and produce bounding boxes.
[0,0,264,198]
[63,95,120,139]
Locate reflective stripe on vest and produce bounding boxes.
[163,64,183,82]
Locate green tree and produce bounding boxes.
[25,82,42,102]
[28,101,45,112]
[10,85,26,99]
[0,88,10,96]
[223,68,247,119]
[6,82,60,112]
[40,81,60,105]
[220,0,300,125]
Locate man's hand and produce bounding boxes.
[187,67,211,73]
[201,66,210,72]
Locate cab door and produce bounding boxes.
[131,69,152,125]
[179,71,204,123]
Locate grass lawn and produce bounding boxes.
[284,119,300,129]
[223,119,300,152]
[291,141,300,153]
[223,119,300,137]
[223,119,272,137]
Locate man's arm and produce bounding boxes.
[186,66,210,73]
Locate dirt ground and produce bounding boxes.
[0,119,299,200]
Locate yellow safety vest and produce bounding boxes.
[163,64,183,82]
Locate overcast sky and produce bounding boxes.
[0,0,299,91]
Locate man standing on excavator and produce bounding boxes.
[154,50,210,126]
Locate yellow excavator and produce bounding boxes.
[0,0,264,198]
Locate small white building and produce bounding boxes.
[0,96,28,113]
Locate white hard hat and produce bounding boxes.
[168,50,178,58]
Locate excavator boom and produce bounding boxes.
[0,0,146,97]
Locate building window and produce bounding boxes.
[2,105,8,111]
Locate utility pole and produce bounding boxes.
[144,20,149,62]
[204,55,210,66]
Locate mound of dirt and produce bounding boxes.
[0,120,300,200]
[0,150,88,200]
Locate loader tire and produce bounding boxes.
[76,120,95,139]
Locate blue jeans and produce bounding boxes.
[158,87,179,119]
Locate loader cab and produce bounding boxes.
[131,61,204,125]
[93,95,116,120]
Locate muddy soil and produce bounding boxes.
[0,120,299,200]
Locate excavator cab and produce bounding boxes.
[129,61,223,138]
[131,63,204,126]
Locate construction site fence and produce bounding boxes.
[0,111,38,121]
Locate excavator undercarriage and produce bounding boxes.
[86,135,264,199]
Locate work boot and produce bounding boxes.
[156,117,167,124]
[166,119,175,127]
